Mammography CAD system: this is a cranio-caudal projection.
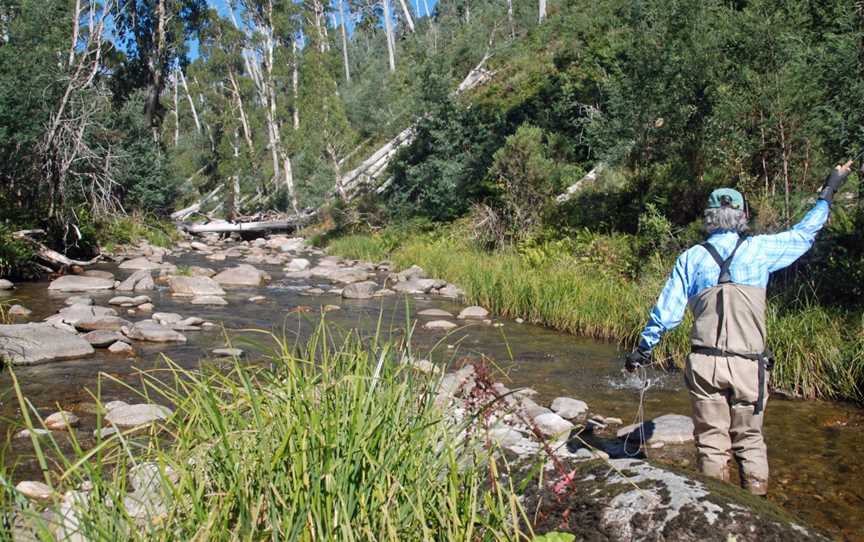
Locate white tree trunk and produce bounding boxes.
[172,71,180,146]
[227,68,254,151]
[339,0,352,83]
[282,152,299,213]
[507,0,514,37]
[539,0,547,23]
[397,0,415,32]
[383,0,396,72]
[292,40,300,130]
[68,0,82,68]
[178,70,201,134]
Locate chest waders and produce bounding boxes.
[688,238,772,414]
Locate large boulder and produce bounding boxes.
[551,397,589,419]
[0,323,94,364]
[168,276,225,297]
[212,264,270,287]
[342,281,378,299]
[124,321,187,343]
[116,270,155,292]
[118,257,162,271]
[285,258,311,272]
[47,275,114,292]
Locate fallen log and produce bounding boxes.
[13,231,102,269]
[179,213,315,234]
[555,164,605,204]
[171,185,223,221]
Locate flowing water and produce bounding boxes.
[1,249,862,540]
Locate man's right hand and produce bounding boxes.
[625,348,652,372]
[818,160,853,204]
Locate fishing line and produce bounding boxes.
[622,362,656,458]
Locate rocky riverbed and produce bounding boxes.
[1,233,862,540]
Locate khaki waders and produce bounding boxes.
[685,238,771,496]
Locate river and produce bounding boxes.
[1,246,862,541]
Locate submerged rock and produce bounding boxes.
[190,296,228,306]
[423,320,458,331]
[0,323,94,364]
[458,306,490,319]
[104,403,172,427]
[48,275,114,292]
[211,348,244,358]
[82,330,128,348]
[108,341,134,354]
[44,411,79,430]
[617,413,695,445]
[75,316,131,332]
[124,322,187,343]
[417,308,454,318]
[8,304,32,317]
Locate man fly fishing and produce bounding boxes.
[625,159,856,496]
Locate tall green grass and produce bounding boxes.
[4,324,529,541]
[328,229,864,403]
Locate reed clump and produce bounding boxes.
[3,325,528,541]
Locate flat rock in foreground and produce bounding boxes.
[168,276,225,297]
[0,323,94,365]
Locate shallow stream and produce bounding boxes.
[1,248,862,540]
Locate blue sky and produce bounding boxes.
[188,0,438,59]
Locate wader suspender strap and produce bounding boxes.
[694,236,767,415]
[700,236,746,284]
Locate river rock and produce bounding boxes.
[82,330,128,348]
[108,341,134,354]
[129,462,178,493]
[135,303,155,313]
[48,275,114,292]
[57,304,117,324]
[44,411,79,430]
[617,414,695,445]
[0,279,13,290]
[212,264,270,287]
[417,308,454,318]
[104,400,129,412]
[0,323,94,364]
[458,306,489,319]
[190,296,228,306]
[15,481,53,501]
[124,322,187,343]
[105,403,172,427]
[8,304,31,317]
[551,397,589,419]
[188,266,216,277]
[169,276,225,297]
[436,284,465,300]
[342,281,378,299]
[533,412,575,438]
[286,258,311,272]
[15,428,51,439]
[391,265,426,283]
[330,268,371,284]
[372,288,395,297]
[108,295,151,307]
[64,295,94,306]
[392,280,432,295]
[212,348,243,358]
[118,257,162,271]
[75,316,131,332]
[152,312,183,326]
[190,241,209,251]
[82,270,115,280]
[117,269,155,292]
[248,295,267,303]
[423,320,458,331]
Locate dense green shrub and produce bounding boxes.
[0,226,37,279]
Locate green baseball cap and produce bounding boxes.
[707,188,745,210]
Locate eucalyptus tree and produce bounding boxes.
[111,0,207,134]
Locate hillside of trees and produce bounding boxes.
[1,0,862,302]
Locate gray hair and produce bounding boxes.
[704,207,749,234]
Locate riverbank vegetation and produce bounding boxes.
[324,222,864,403]
[3,326,531,540]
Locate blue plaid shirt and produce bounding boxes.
[639,200,831,351]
